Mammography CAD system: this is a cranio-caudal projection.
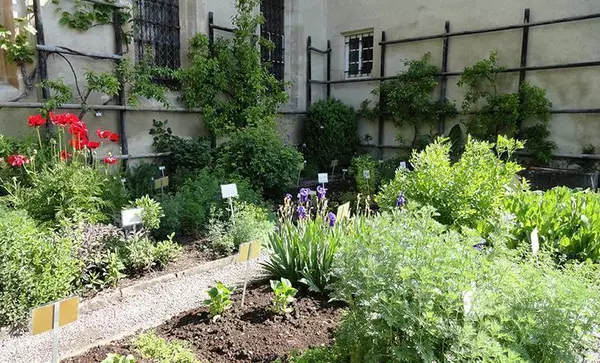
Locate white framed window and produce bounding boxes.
[344,31,374,78]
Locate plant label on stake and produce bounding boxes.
[336,202,351,221]
[400,161,407,169]
[363,169,371,191]
[121,208,143,233]
[297,160,306,187]
[531,228,539,258]
[238,240,261,307]
[221,183,238,224]
[331,159,339,176]
[318,173,328,189]
[31,296,80,363]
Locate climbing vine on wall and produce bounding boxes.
[458,51,555,164]
[51,0,133,46]
[175,0,288,136]
[360,53,457,149]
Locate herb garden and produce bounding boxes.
[2,0,600,363]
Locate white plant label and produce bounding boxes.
[221,183,238,199]
[121,208,143,227]
[158,166,166,171]
[531,228,539,257]
[400,161,407,169]
[363,170,371,179]
[318,173,329,184]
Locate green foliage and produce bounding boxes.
[377,136,524,229]
[216,127,303,196]
[270,278,297,315]
[288,347,344,363]
[101,354,135,363]
[0,208,80,325]
[0,17,36,65]
[204,282,234,319]
[332,209,600,362]
[118,232,181,273]
[39,79,73,117]
[156,168,262,238]
[207,201,274,256]
[132,195,164,231]
[349,154,379,195]
[153,234,182,268]
[134,331,199,363]
[125,163,160,199]
[361,53,457,148]
[3,162,126,226]
[304,99,358,169]
[175,0,288,135]
[117,56,172,109]
[149,119,213,175]
[52,0,133,44]
[505,187,600,261]
[458,51,555,163]
[75,223,125,289]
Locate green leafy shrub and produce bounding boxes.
[216,126,303,197]
[134,331,199,363]
[149,119,213,176]
[349,154,379,195]
[361,53,457,148]
[3,162,125,226]
[117,232,181,273]
[101,354,135,363]
[204,282,234,319]
[75,223,125,289]
[0,208,80,325]
[153,234,182,269]
[505,187,600,261]
[156,168,262,238]
[305,99,357,169]
[125,163,160,199]
[263,196,342,293]
[270,278,297,315]
[333,208,600,362]
[377,136,524,229]
[207,201,274,256]
[132,195,164,231]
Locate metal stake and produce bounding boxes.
[52,302,60,363]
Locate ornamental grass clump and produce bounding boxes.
[262,188,343,293]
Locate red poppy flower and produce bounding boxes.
[69,119,88,137]
[60,150,72,161]
[51,112,78,127]
[7,154,30,167]
[87,141,100,150]
[96,128,112,139]
[69,137,88,150]
[28,114,46,128]
[109,133,120,143]
[103,155,118,165]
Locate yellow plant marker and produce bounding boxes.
[337,202,351,221]
[238,240,262,307]
[248,240,261,259]
[153,176,169,190]
[31,296,79,363]
[238,242,251,263]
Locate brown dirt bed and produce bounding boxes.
[68,284,345,362]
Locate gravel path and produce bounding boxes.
[0,257,267,363]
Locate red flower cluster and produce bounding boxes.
[50,112,79,127]
[7,154,29,167]
[103,155,118,165]
[28,114,46,128]
[96,128,120,143]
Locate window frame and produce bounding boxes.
[344,30,374,79]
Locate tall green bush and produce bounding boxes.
[216,127,303,197]
[0,208,80,325]
[333,208,600,362]
[349,154,379,195]
[377,135,524,229]
[305,99,357,169]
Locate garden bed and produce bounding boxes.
[67,284,345,362]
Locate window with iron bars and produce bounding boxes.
[260,0,285,81]
[133,0,180,83]
[345,32,374,78]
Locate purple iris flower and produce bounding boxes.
[473,239,487,251]
[317,185,327,200]
[285,193,293,201]
[328,212,336,227]
[302,143,307,149]
[299,188,311,202]
[297,206,307,219]
[396,192,406,208]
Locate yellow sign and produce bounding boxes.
[154,176,169,190]
[31,296,79,335]
[238,240,261,263]
[337,202,351,221]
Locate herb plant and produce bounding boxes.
[270,278,298,315]
[101,354,135,363]
[133,195,164,231]
[134,331,200,363]
[349,154,380,195]
[204,282,234,319]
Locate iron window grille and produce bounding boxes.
[260,0,285,81]
[345,32,374,78]
[133,0,180,84]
